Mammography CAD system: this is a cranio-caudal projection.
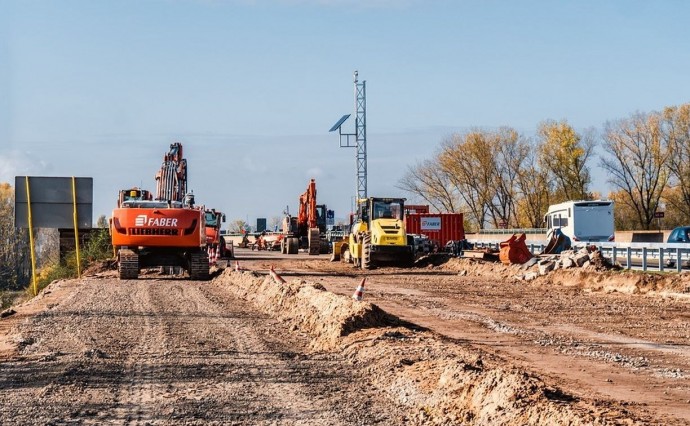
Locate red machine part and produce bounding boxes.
[298,179,318,231]
[405,213,465,248]
[499,233,533,265]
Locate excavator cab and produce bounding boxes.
[118,188,152,207]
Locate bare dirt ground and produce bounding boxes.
[0,275,398,425]
[1,248,689,425]
[238,248,690,425]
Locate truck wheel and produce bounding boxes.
[286,237,298,254]
[361,232,372,270]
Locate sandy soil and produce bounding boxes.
[237,248,690,425]
[0,276,400,425]
[1,249,689,425]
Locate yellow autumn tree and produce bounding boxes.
[0,182,31,290]
[537,120,594,202]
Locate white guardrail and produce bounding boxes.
[468,240,690,273]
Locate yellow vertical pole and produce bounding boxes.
[72,177,81,278]
[25,176,38,296]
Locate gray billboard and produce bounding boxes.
[15,176,93,229]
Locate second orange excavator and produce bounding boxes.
[281,179,330,255]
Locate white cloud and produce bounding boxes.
[0,150,54,185]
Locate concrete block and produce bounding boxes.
[561,257,575,268]
[538,261,555,276]
[574,253,590,267]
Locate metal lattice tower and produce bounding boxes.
[354,71,367,200]
[329,70,368,204]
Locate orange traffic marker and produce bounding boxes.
[352,277,366,301]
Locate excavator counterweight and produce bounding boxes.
[110,143,209,280]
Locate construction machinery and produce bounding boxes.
[205,208,233,259]
[281,179,330,255]
[110,143,209,280]
[333,197,414,269]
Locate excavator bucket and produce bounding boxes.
[542,228,572,255]
[498,233,533,265]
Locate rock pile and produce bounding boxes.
[515,247,618,281]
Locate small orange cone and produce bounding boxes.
[235,261,241,272]
[270,265,287,284]
[208,247,213,265]
[215,246,221,262]
[352,277,366,301]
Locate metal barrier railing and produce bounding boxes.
[468,240,690,273]
[472,228,547,235]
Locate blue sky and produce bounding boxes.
[2,0,690,227]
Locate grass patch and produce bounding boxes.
[27,228,113,297]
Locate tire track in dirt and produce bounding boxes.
[0,277,397,425]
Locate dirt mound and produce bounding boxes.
[214,269,405,349]
[545,269,690,296]
[442,257,690,297]
[341,327,635,425]
[83,259,117,276]
[413,253,452,268]
[442,257,518,277]
[214,268,645,425]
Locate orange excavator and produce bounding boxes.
[110,143,209,280]
[281,179,329,255]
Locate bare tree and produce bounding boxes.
[661,103,690,222]
[489,127,528,227]
[438,132,499,230]
[269,216,283,232]
[228,219,249,234]
[601,112,670,229]
[397,159,459,213]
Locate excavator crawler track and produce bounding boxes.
[308,228,320,255]
[118,249,139,280]
[189,251,210,280]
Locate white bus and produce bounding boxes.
[544,200,615,243]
